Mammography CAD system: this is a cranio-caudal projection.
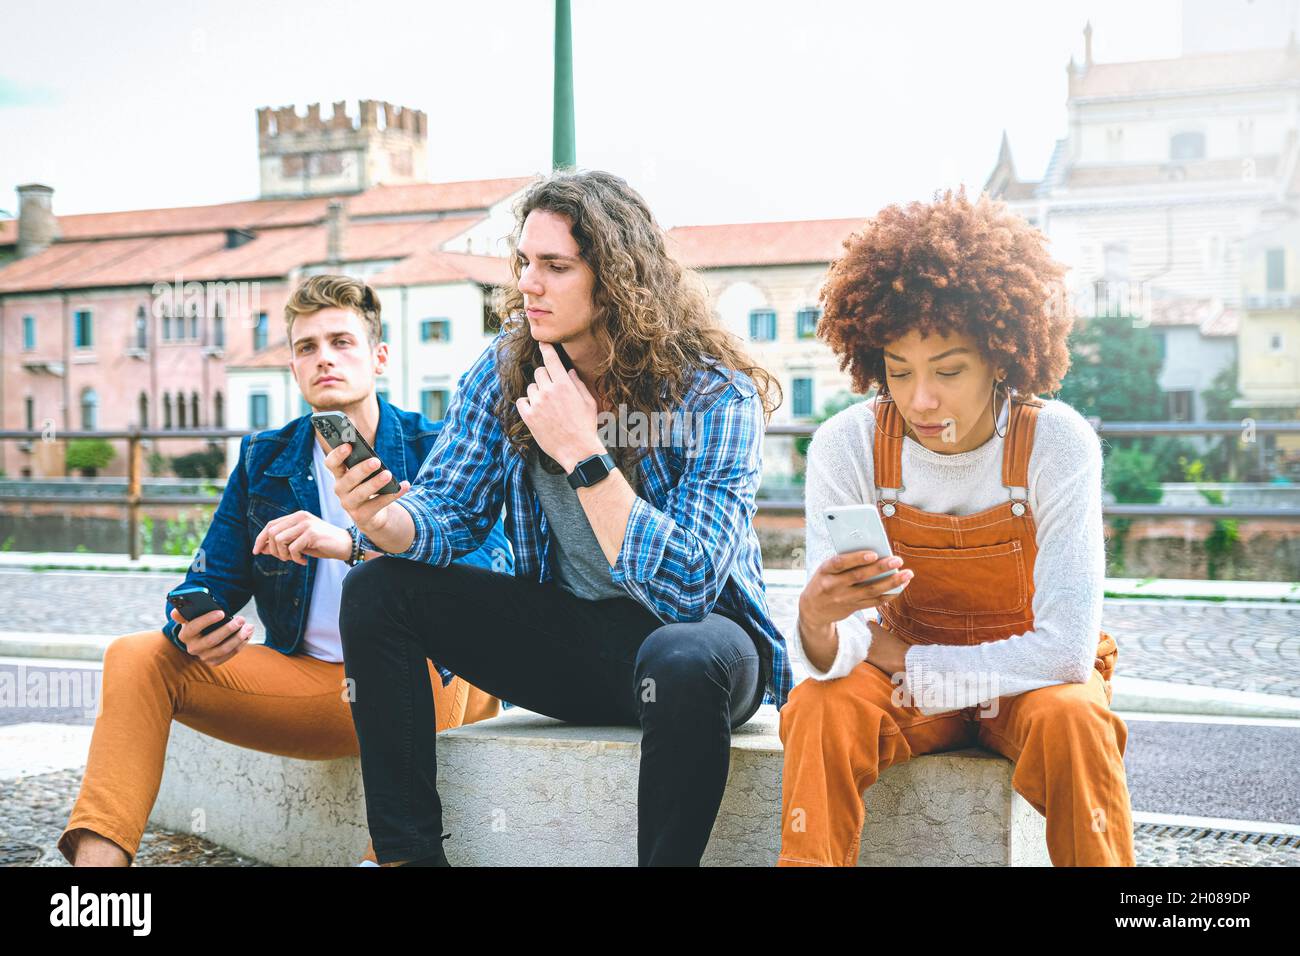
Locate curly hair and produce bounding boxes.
[818,187,1072,397]
[493,169,782,473]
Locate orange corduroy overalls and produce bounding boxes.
[778,394,1135,867]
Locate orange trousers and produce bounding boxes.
[58,630,500,865]
[778,661,1135,866]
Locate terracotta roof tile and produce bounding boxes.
[370,251,513,287]
[0,216,481,293]
[1071,47,1300,99]
[0,176,532,245]
[666,218,867,269]
[227,340,292,370]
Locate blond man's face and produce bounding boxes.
[288,307,387,411]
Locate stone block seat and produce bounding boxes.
[149,705,1049,866]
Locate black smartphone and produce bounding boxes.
[310,411,401,495]
[167,584,233,637]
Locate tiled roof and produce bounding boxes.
[666,218,867,268]
[0,176,533,245]
[370,250,513,287]
[1147,298,1240,337]
[227,340,293,370]
[1070,47,1300,99]
[0,217,480,293]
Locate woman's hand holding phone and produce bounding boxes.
[169,607,253,666]
[799,550,912,634]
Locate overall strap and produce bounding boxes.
[872,395,905,505]
[1001,394,1045,507]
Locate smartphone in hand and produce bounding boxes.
[311,411,401,495]
[824,505,906,594]
[167,584,233,636]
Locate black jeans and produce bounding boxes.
[338,558,767,866]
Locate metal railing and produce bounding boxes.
[0,428,244,559]
[0,420,1297,560]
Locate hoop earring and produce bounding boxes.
[992,378,1009,439]
[873,383,906,440]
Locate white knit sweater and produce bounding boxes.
[792,395,1106,714]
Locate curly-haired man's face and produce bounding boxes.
[516,209,598,360]
[882,328,1006,455]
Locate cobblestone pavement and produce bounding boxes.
[2,769,263,867]
[1,765,1293,867]
[1,569,1297,696]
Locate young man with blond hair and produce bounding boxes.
[59,274,510,866]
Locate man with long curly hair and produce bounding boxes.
[779,188,1135,867]
[324,169,792,866]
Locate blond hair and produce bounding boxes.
[284,274,382,345]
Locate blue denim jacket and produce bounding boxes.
[161,395,513,678]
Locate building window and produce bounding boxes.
[74,310,93,349]
[163,393,173,430]
[1170,131,1205,161]
[24,397,35,431]
[191,392,201,429]
[420,318,451,343]
[380,321,390,343]
[796,308,820,339]
[135,306,148,349]
[1266,248,1285,292]
[253,312,269,351]
[1165,389,1193,422]
[250,393,269,430]
[213,314,225,348]
[1271,333,1285,352]
[80,387,99,431]
[138,392,149,429]
[792,377,814,418]
[749,309,777,342]
[177,393,187,429]
[421,388,449,421]
[163,313,172,340]
[22,315,35,351]
[213,391,224,428]
[1152,331,1167,364]
[189,305,200,341]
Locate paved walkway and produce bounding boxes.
[2,569,1298,696]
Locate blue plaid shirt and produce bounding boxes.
[361,333,792,708]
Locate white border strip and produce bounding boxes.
[1133,811,1300,838]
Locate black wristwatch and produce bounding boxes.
[567,452,617,489]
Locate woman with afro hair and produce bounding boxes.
[778,188,1134,867]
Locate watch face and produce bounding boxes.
[578,456,610,485]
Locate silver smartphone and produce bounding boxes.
[823,504,905,594]
[310,411,401,495]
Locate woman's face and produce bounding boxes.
[881,328,1005,454]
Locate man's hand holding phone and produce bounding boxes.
[323,444,413,552]
[168,607,253,666]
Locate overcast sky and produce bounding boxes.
[1,0,1184,228]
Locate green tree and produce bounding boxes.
[1057,313,1164,422]
[65,438,115,477]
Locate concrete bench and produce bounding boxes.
[149,705,1050,866]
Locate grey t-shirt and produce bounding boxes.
[526,447,638,602]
